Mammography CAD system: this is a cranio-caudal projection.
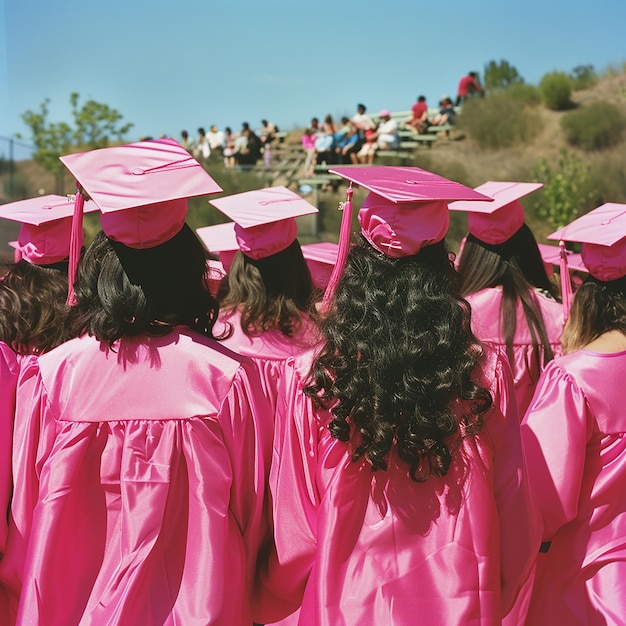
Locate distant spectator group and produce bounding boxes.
[177,70,482,176]
[301,103,401,174]
[179,119,280,170]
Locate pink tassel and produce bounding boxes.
[321,184,354,313]
[66,186,85,306]
[559,239,573,323]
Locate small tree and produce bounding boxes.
[570,65,597,90]
[18,94,134,192]
[484,59,523,90]
[70,92,134,149]
[19,99,73,192]
[533,149,593,229]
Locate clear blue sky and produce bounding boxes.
[1,0,625,160]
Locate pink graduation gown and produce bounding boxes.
[0,344,16,622]
[254,346,541,626]
[0,342,19,558]
[1,328,273,626]
[215,310,319,416]
[522,349,626,625]
[465,287,563,417]
[215,311,319,626]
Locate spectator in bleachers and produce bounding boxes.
[259,119,277,166]
[335,125,360,164]
[404,95,429,134]
[376,109,399,150]
[233,124,262,168]
[206,125,225,155]
[222,126,237,168]
[302,126,318,176]
[314,115,337,167]
[194,127,210,160]
[455,71,484,106]
[356,128,378,164]
[350,103,376,134]
[180,129,195,153]
[429,97,456,128]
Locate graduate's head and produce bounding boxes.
[60,137,223,342]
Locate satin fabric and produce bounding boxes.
[0,329,273,626]
[253,346,541,626]
[215,310,319,416]
[0,346,33,623]
[522,349,626,625]
[215,310,319,626]
[465,287,563,417]
[0,343,19,557]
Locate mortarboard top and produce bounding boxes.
[196,222,238,272]
[301,241,339,290]
[0,194,98,265]
[448,181,543,245]
[548,203,626,281]
[328,165,492,259]
[537,243,587,274]
[60,137,222,249]
[209,186,318,260]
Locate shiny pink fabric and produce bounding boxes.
[254,347,541,625]
[0,329,273,625]
[0,343,19,556]
[522,350,626,624]
[465,288,563,417]
[215,310,319,417]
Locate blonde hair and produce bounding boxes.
[560,276,626,353]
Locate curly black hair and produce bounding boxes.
[306,237,492,482]
[66,226,219,344]
[0,260,71,354]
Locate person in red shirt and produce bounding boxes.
[404,95,429,133]
[456,71,484,105]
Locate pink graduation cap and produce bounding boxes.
[0,194,98,265]
[301,241,339,290]
[208,186,318,260]
[537,243,586,275]
[448,181,543,245]
[322,165,492,309]
[196,221,239,272]
[59,137,222,302]
[548,203,626,282]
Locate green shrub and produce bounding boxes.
[533,149,595,229]
[457,92,542,149]
[503,82,542,106]
[561,101,626,150]
[539,71,573,110]
[588,155,626,205]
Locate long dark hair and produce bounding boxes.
[218,239,315,337]
[0,260,70,354]
[66,226,219,344]
[457,225,558,365]
[306,237,492,482]
[561,275,626,353]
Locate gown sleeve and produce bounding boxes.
[252,356,321,624]
[521,359,591,541]
[0,346,19,557]
[0,356,56,614]
[483,350,542,615]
